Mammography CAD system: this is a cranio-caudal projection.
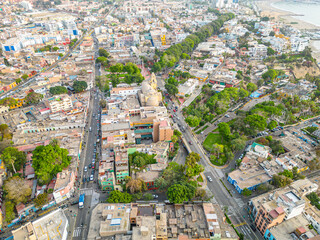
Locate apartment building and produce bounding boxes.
[45,94,73,113]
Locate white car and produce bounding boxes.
[84,166,88,172]
[90,175,94,181]
[207,176,213,182]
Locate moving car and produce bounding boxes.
[207,176,213,182]
[90,175,94,181]
[84,166,88,172]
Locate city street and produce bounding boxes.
[166,96,262,240]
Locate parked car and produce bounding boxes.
[83,177,86,183]
[152,194,158,199]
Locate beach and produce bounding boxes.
[256,0,320,62]
[255,0,318,30]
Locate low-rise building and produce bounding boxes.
[88,203,237,240]
[12,209,68,240]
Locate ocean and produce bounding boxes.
[272,0,320,27]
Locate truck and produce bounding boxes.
[79,194,85,208]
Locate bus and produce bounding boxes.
[79,194,85,208]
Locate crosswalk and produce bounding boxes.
[73,227,82,237]
[80,189,93,196]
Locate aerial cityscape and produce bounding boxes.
[1,0,320,239]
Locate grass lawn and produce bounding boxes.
[203,133,224,151]
[210,155,227,166]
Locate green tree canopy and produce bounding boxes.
[247,82,257,93]
[49,86,68,95]
[167,184,190,203]
[2,147,26,173]
[34,193,49,207]
[165,83,178,96]
[244,114,267,131]
[267,47,275,56]
[32,143,71,184]
[73,80,88,93]
[21,74,29,80]
[218,122,231,141]
[242,188,252,196]
[185,115,201,127]
[107,190,132,203]
[98,48,110,58]
[25,92,43,105]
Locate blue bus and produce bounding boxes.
[79,194,85,208]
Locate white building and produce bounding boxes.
[178,79,199,97]
[291,36,309,52]
[46,94,73,113]
[20,1,33,11]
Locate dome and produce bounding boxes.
[146,95,159,106]
[141,81,152,93]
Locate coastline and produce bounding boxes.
[255,0,318,30]
[255,0,320,62]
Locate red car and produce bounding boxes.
[173,109,176,112]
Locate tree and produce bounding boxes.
[279,169,293,179]
[32,143,71,184]
[4,176,32,204]
[272,174,292,188]
[185,115,201,127]
[59,53,63,57]
[99,99,107,108]
[239,88,249,98]
[242,188,252,196]
[96,56,109,66]
[107,190,132,203]
[34,193,49,207]
[98,48,110,58]
[25,92,43,105]
[126,177,147,193]
[185,152,204,179]
[49,86,68,95]
[171,135,178,143]
[155,177,169,191]
[185,152,201,166]
[73,81,88,93]
[21,74,29,80]
[15,78,22,84]
[230,136,247,151]
[244,114,267,131]
[5,201,15,223]
[167,184,190,203]
[270,140,284,155]
[211,144,224,159]
[267,47,275,56]
[247,82,257,92]
[165,83,178,96]
[218,122,231,141]
[143,193,154,201]
[2,147,26,173]
[157,162,186,191]
[174,129,182,138]
[4,58,10,66]
[52,47,59,51]
[262,69,277,81]
[268,120,278,130]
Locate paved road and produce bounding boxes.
[71,31,102,240]
[166,96,262,240]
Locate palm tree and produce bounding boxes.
[126,177,146,193]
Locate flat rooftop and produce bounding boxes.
[32,209,68,240]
